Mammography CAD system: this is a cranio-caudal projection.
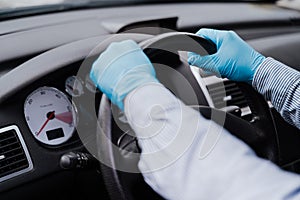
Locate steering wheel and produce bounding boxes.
[93,32,280,200]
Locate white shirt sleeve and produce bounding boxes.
[124,82,300,200]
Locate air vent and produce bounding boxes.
[207,80,248,109]
[0,125,33,182]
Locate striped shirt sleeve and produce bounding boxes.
[253,57,300,129]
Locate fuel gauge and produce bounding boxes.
[65,76,84,97]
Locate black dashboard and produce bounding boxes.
[0,2,300,200]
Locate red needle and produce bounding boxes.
[36,111,55,136]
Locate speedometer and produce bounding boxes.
[24,87,77,146]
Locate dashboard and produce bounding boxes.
[0,2,300,200]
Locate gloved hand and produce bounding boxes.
[90,40,159,110]
[188,28,265,84]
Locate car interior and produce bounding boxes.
[0,0,300,199]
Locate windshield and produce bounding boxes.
[0,0,274,20]
[0,0,272,9]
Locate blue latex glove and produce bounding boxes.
[188,29,265,83]
[90,40,159,110]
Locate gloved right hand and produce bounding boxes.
[90,40,159,111]
[188,29,265,84]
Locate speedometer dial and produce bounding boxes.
[24,87,77,146]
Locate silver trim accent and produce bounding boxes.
[190,66,252,116]
[0,125,33,183]
[267,101,274,108]
[190,66,215,107]
[241,106,252,117]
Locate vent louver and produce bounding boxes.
[207,80,248,109]
[0,125,32,182]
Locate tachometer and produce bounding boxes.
[24,87,77,146]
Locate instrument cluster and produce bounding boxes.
[23,75,95,146]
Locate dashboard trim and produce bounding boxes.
[0,34,153,104]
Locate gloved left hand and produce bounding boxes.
[90,40,159,110]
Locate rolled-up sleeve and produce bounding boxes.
[253,57,300,129]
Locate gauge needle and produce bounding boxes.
[55,111,73,124]
[36,111,55,136]
[67,85,74,91]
